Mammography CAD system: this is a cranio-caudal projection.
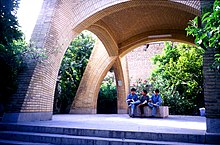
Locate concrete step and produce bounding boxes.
[0,131,207,145]
[0,139,53,145]
[0,124,206,144]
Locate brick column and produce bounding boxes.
[204,47,220,133]
[2,0,76,122]
[113,57,129,114]
[200,0,220,134]
[2,0,59,122]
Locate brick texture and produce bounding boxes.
[69,39,118,114]
[4,0,210,122]
[126,42,164,85]
[203,48,220,118]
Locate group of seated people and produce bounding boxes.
[126,88,162,118]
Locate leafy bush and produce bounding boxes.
[186,0,220,72]
[97,73,117,114]
[149,42,204,115]
[0,0,23,115]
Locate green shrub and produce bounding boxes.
[53,31,95,114]
[149,42,204,115]
[97,74,117,114]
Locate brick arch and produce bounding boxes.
[87,21,119,56]
[70,39,118,114]
[3,0,204,122]
[118,29,196,57]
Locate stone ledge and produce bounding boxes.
[128,106,169,118]
[69,108,96,114]
[2,112,52,122]
[117,109,127,114]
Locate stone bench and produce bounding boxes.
[128,106,169,118]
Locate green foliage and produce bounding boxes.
[150,42,204,115]
[186,0,220,72]
[0,0,22,46]
[54,31,95,114]
[0,0,24,115]
[0,42,20,103]
[0,39,47,115]
[97,73,117,114]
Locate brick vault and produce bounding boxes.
[2,0,219,133]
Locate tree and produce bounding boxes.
[186,0,220,72]
[0,0,22,46]
[53,31,95,114]
[0,0,23,116]
[150,42,204,115]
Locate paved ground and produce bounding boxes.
[7,114,206,135]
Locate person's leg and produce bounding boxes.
[131,103,135,115]
[127,100,132,106]
[127,102,131,116]
[142,104,148,115]
[139,104,144,114]
[131,100,140,117]
[152,106,156,116]
[148,102,153,108]
[139,104,147,114]
[152,105,159,116]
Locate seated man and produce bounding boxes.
[126,88,139,117]
[138,89,150,115]
[148,89,162,117]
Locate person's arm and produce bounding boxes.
[142,100,147,104]
[156,95,162,106]
[143,96,150,104]
[133,94,138,101]
[148,95,153,105]
[126,94,131,102]
[149,95,152,102]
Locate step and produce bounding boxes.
[0,131,207,145]
[0,124,205,144]
[0,139,53,145]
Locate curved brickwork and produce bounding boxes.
[113,57,129,114]
[4,0,220,132]
[88,21,118,56]
[70,39,117,114]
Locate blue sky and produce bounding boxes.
[17,0,43,41]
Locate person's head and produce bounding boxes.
[130,88,136,95]
[142,89,147,95]
[155,89,159,95]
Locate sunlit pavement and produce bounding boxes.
[7,114,206,135]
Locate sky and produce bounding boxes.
[17,0,43,41]
[16,0,97,42]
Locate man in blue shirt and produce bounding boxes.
[138,89,150,115]
[148,89,162,117]
[126,88,139,117]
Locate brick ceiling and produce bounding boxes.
[91,0,200,48]
[101,5,196,44]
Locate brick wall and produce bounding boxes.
[3,0,204,122]
[126,42,164,85]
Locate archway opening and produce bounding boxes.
[53,30,97,114]
[97,69,117,114]
[125,41,204,116]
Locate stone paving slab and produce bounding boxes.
[1,115,206,135]
[0,131,205,145]
[0,139,54,145]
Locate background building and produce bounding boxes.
[126,42,164,85]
